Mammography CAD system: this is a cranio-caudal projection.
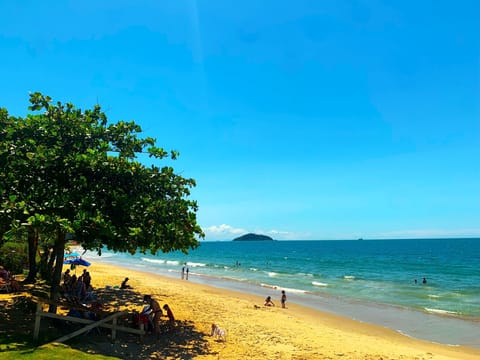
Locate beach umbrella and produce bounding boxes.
[64,258,91,267]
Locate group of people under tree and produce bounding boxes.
[61,268,176,338]
[61,268,94,303]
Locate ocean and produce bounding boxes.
[83,238,480,348]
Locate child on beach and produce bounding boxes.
[163,304,175,331]
[281,290,287,308]
[264,296,275,307]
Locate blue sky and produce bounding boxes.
[1,1,479,240]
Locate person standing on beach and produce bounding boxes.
[83,269,91,289]
[143,294,162,338]
[281,290,287,308]
[186,265,189,280]
[181,264,186,280]
[62,269,71,285]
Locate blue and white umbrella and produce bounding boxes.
[64,258,91,267]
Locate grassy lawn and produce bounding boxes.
[0,343,117,360]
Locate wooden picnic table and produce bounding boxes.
[33,298,146,344]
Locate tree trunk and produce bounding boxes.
[39,245,50,280]
[24,226,38,283]
[48,229,66,313]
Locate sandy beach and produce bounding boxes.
[59,261,480,360]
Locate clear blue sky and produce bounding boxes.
[1,1,479,240]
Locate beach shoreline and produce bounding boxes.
[74,260,480,359]
[85,247,480,350]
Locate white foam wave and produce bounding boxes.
[344,275,355,280]
[428,294,440,299]
[267,272,278,277]
[260,283,279,290]
[259,284,306,294]
[298,273,314,277]
[281,287,307,294]
[142,258,166,264]
[312,281,328,287]
[396,330,414,339]
[424,308,459,316]
[187,262,206,267]
[141,258,181,266]
[250,268,258,271]
[90,252,116,259]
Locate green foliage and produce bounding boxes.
[0,92,204,293]
[0,240,27,274]
[1,92,203,248]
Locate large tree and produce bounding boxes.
[0,93,204,305]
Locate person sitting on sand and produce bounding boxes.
[0,266,21,292]
[0,266,15,284]
[143,294,162,337]
[10,279,21,292]
[120,277,132,289]
[75,275,87,301]
[69,274,77,290]
[264,296,275,307]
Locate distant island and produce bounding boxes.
[232,233,275,241]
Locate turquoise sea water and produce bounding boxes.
[85,238,480,348]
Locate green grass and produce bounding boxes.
[0,343,118,359]
[0,293,119,359]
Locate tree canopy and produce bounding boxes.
[0,92,203,301]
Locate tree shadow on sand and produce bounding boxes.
[57,286,214,359]
[0,286,216,359]
[66,318,212,360]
